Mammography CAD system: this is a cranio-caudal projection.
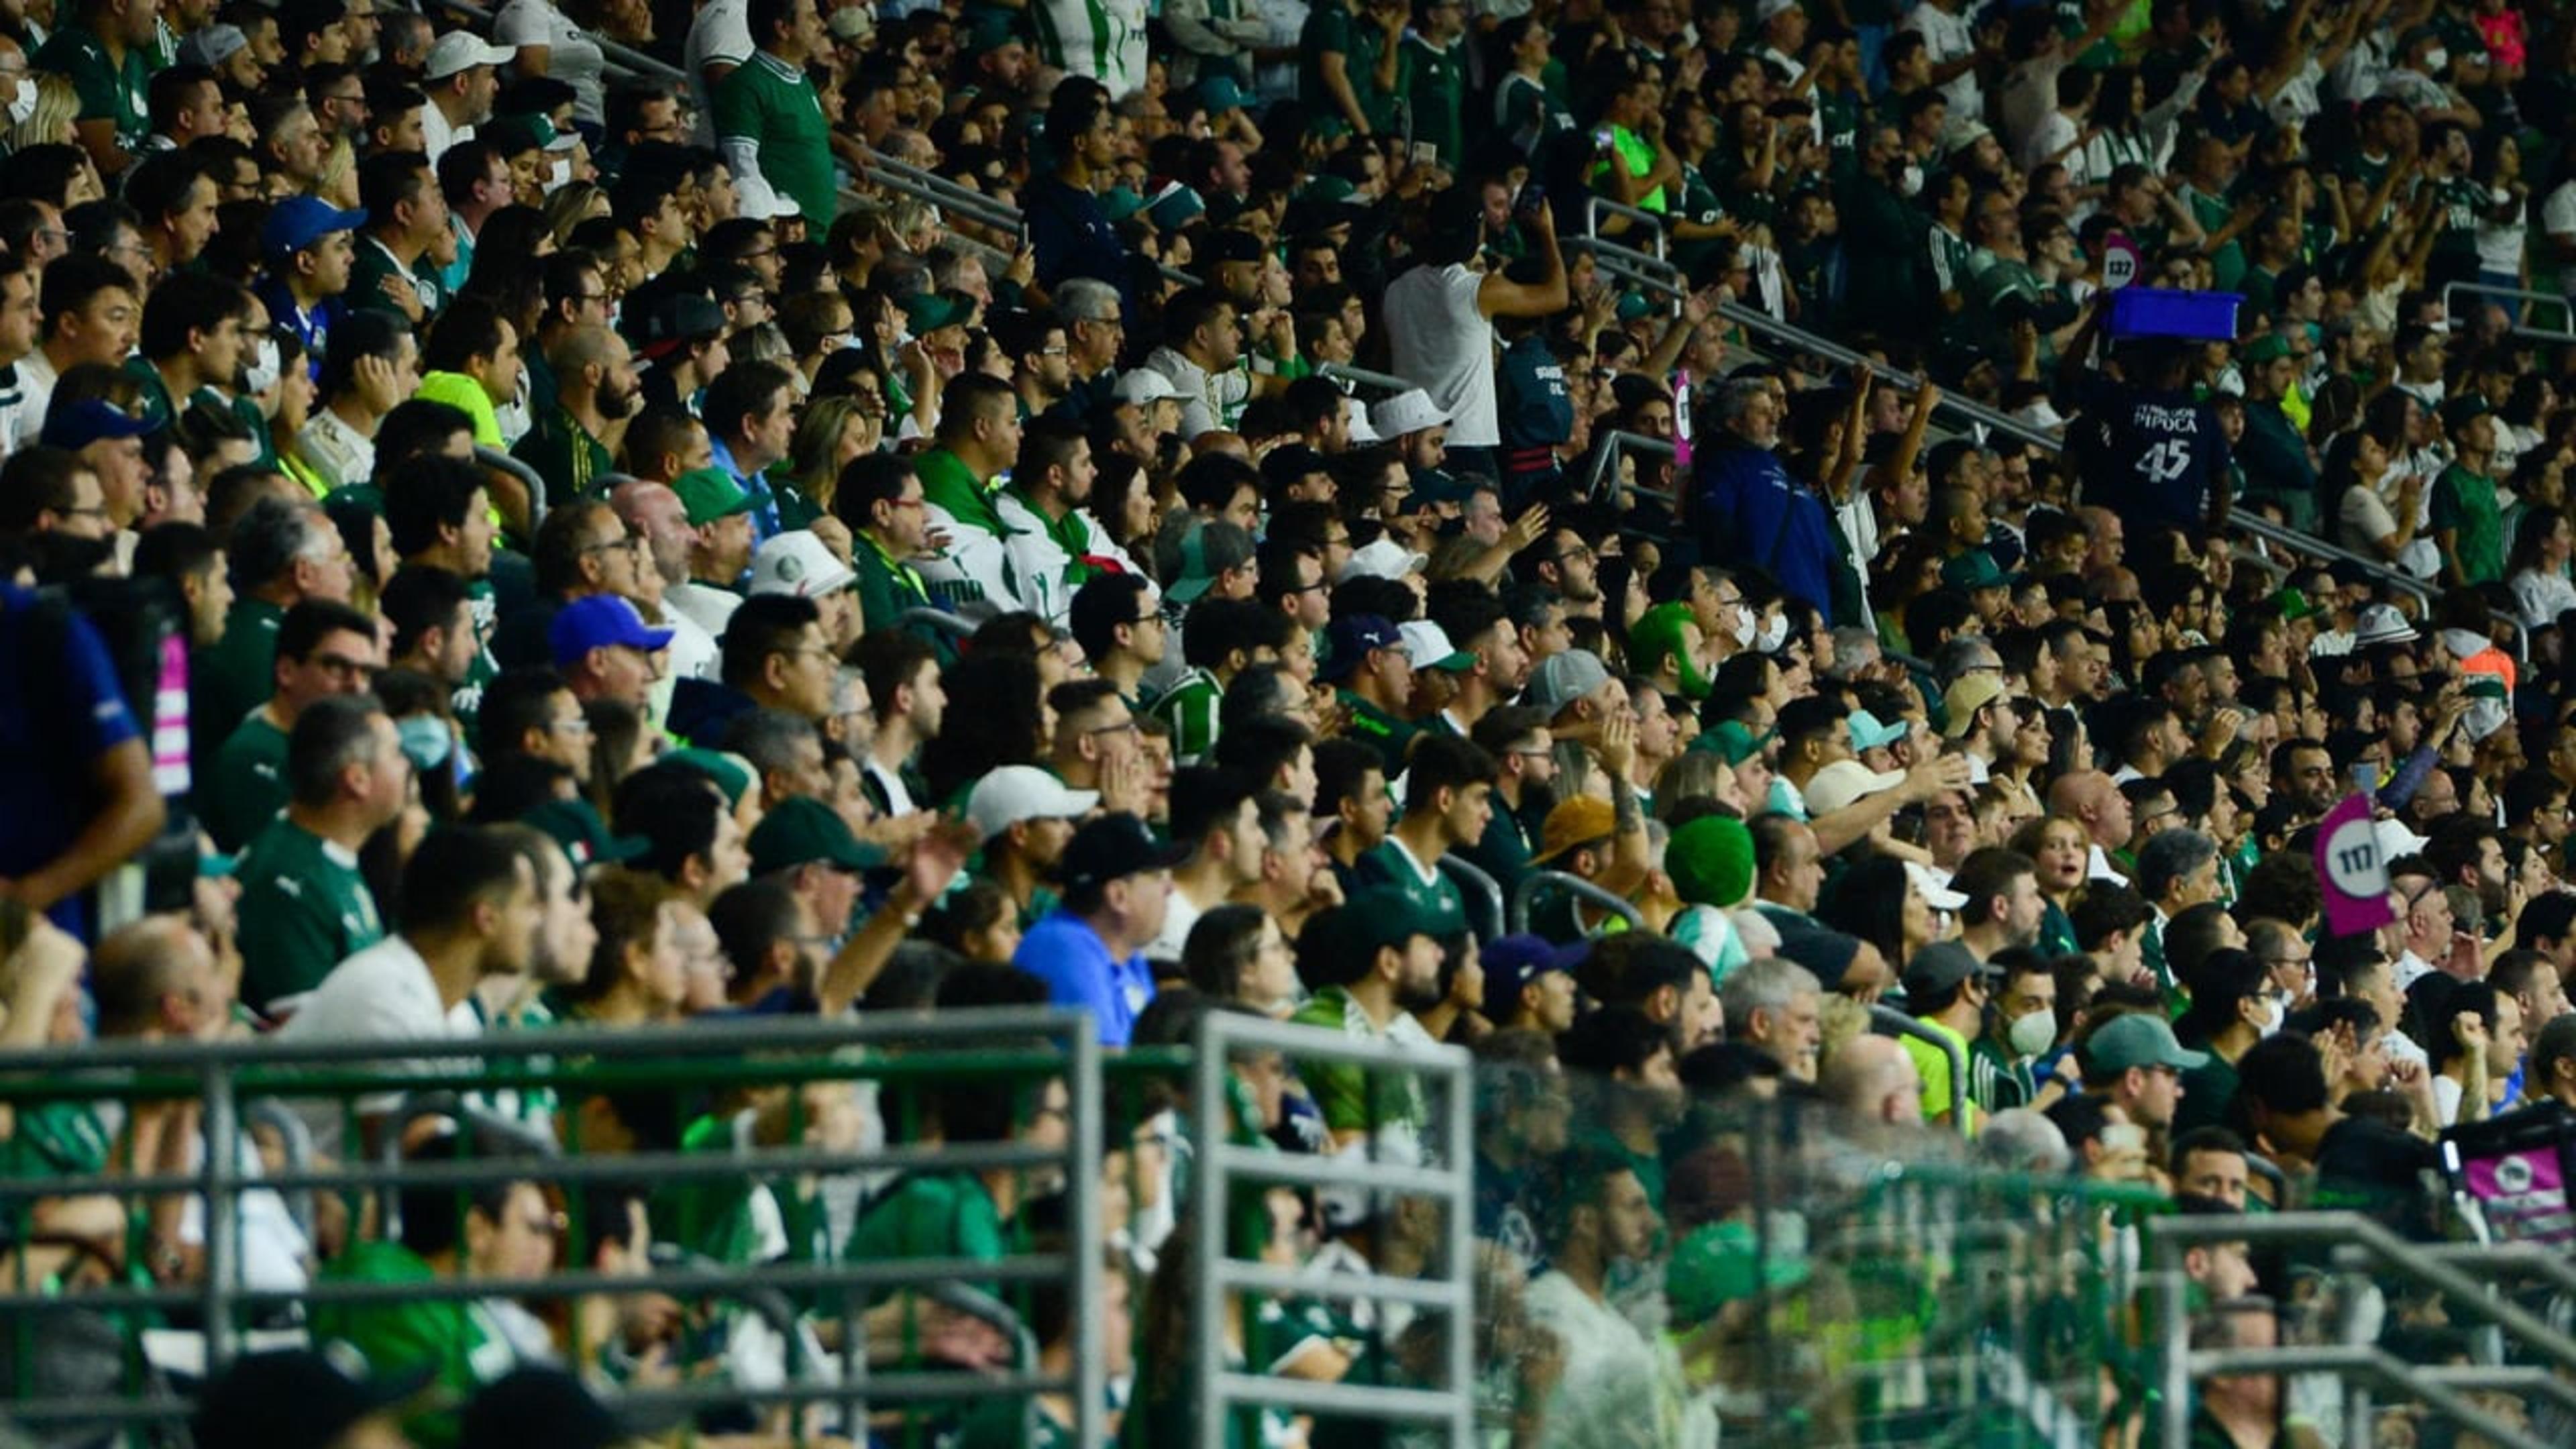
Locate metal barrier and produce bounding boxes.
[1866,1004,1967,1132]
[2148,1210,2576,1449]
[2440,280,2576,344]
[1707,294,2534,661]
[1582,195,1670,259]
[1187,1011,1477,1446]
[1318,362,1427,396]
[1582,427,1680,504]
[476,444,547,538]
[1436,853,1503,942]
[1507,868,1644,934]
[0,1011,1109,1447]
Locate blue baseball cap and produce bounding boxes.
[1484,934,1585,1002]
[43,396,160,450]
[548,595,674,669]
[262,196,366,262]
[1320,614,1403,684]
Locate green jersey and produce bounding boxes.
[236,818,385,1011]
[1403,32,1466,168]
[201,711,288,853]
[1337,689,1415,776]
[1148,667,1223,765]
[193,596,283,769]
[33,24,147,157]
[313,1241,513,1449]
[1355,837,1466,936]
[714,51,838,228]
[2433,462,2504,584]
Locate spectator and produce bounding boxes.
[1012,811,1179,1046]
[235,694,409,1011]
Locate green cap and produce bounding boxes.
[522,797,651,867]
[2081,1012,2210,1076]
[2241,333,2291,365]
[1666,1219,1811,1328]
[1940,549,2008,591]
[2439,392,2493,435]
[903,290,973,334]
[748,796,888,877]
[1694,718,1774,765]
[672,467,754,527]
[1099,184,1147,223]
[663,747,754,806]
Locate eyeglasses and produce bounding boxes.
[1087,718,1141,737]
[549,715,594,735]
[580,535,642,555]
[311,653,377,680]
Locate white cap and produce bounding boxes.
[1343,395,1379,443]
[967,765,1101,841]
[1755,0,1799,23]
[1370,388,1447,439]
[2353,603,2418,647]
[424,32,517,80]
[1338,535,1426,584]
[1397,619,1474,671]
[1906,861,1968,913]
[1116,368,1185,405]
[1803,759,1908,816]
[748,530,857,599]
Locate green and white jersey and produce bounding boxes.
[1030,0,1150,98]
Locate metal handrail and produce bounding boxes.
[857,163,1025,235]
[1436,853,1503,942]
[476,443,546,536]
[2440,280,2576,343]
[1582,428,1678,503]
[861,146,1026,223]
[1507,868,1644,935]
[2178,1344,2546,1449]
[1867,1004,1968,1132]
[1189,1012,1477,1447]
[898,604,975,641]
[1318,362,1426,395]
[1582,195,1668,260]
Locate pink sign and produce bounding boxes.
[2314,792,2394,938]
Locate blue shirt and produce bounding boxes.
[1012,908,1155,1048]
[0,586,142,937]
[1695,440,1841,623]
[706,434,783,546]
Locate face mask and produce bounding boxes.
[396,715,453,771]
[2006,1008,2056,1059]
[2252,996,2285,1037]
[1731,609,1757,649]
[1896,162,1924,198]
[243,337,280,396]
[545,156,573,194]
[7,85,34,128]
[2424,47,2448,70]
[1757,614,1790,653]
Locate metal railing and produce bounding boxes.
[1507,868,1644,934]
[1866,1004,1967,1132]
[0,1011,1109,1446]
[2440,280,2576,344]
[1582,427,1679,504]
[2148,1210,2576,1449]
[1706,294,2533,661]
[1436,854,1503,942]
[1187,1011,1477,1446]
[1318,362,1427,396]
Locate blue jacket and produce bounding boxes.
[1694,440,1841,623]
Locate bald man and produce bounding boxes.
[1822,1034,1925,1128]
[2048,770,2135,883]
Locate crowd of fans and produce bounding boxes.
[0,0,2571,1440]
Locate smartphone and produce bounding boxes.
[1515,181,1546,218]
[1409,140,1438,166]
[1593,126,1615,150]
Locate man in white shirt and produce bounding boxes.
[418,33,513,164]
[1523,1148,1699,1448]
[1385,189,1566,469]
[276,823,546,1157]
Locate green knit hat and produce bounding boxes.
[1667,814,1756,910]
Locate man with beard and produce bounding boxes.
[1521,1144,1687,1444]
[1426,582,1532,739]
[1955,845,2046,961]
[1290,889,1450,1152]
[608,478,717,684]
[514,325,643,506]
[1000,414,1135,626]
[275,824,547,1155]
[2425,816,2511,932]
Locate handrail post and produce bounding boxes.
[199,1059,239,1376]
[1067,1018,1106,1449]
[1189,1012,1230,1449]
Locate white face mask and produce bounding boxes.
[2253,996,2286,1038]
[2006,1007,2057,1059]
[7,85,34,128]
[1757,613,1790,653]
[1896,162,1924,198]
[1731,609,1758,648]
[544,156,573,194]
[2424,47,2448,71]
[242,336,280,396]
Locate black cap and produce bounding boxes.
[1203,228,1265,266]
[461,1368,636,1449]
[1057,811,1190,894]
[193,1350,434,1449]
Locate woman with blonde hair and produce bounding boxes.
[777,395,875,520]
[5,74,77,155]
[543,180,610,247]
